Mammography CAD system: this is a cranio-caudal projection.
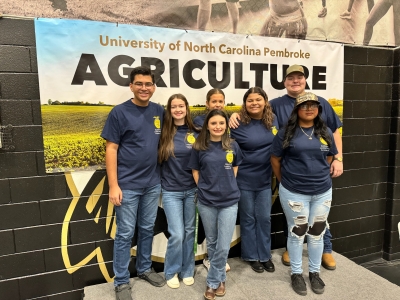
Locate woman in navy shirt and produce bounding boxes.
[271,92,337,296]
[188,110,243,300]
[158,94,199,289]
[230,87,279,273]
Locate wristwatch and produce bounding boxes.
[333,156,343,162]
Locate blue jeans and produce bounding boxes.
[239,189,272,262]
[162,188,196,280]
[113,184,161,287]
[279,184,331,274]
[323,227,332,253]
[197,202,238,289]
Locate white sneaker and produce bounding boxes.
[340,10,351,19]
[166,274,180,289]
[203,258,231,272]
[182,277,195,286]
[226,262,231,272]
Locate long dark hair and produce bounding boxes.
[158,94,198,163]
[239,87,274,129]
[282,106,332,149]
[193,109,232,151]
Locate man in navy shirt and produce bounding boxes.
[230,64,343,271]
[101,66,165,300]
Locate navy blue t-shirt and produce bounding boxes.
[101,100,164,190]
[269,94,342,131]
[193,114,207,128]
[188,141,243,208]
[230,116,279,191]
[161,125,198,191]
[271,127,338,195]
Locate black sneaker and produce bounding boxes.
[249,261,264,273]
[261,260,275,272]
[115,283,133,300]
[291,273,307,296]
[309,272,325,294]
[138,268,166,287]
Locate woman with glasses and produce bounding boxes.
[271,92,338,296]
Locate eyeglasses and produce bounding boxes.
[133,82,154,88]
[299,103,319,110]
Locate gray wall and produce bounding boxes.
[0,17,399,299]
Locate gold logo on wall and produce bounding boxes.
[61,172,116,282]
[61,171,241,282]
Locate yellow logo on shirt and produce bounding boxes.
[320,137,328,145]
[226,150,233,164]
[186,133,196,144]
[153,116,161,129]
[272,126,278,136]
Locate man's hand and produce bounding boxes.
[109,185,123,206]
[330,160,343,178]
[229,112,241,129]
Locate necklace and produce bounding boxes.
[300,126,314,140]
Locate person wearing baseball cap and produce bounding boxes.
[229,64,343,270]
[271,91,338,296]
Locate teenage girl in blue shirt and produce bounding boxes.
[230,87,279,273]
[193,88,232,274]
[271,92,338,296]
[188,109,243,300]
[193,88,226,128]
[158,94,199,289]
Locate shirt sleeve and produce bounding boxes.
[100,108,121,144]
[232,141,243,167]
[327,129,339,156]
[187,148,200,170]
[193,116,203,128]
[271,128,285,157]
[320,97,342,132]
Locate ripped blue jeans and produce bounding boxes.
[279,184,332,274]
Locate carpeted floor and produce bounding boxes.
[84,247,400,299]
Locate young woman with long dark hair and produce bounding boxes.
[230,87,279,273]
[271,92,338,296]
[188,109,243,300]
[158,94,199,289]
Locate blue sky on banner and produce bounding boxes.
[35,18,343,106]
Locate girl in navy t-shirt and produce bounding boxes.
[158,94,199,289]
[271,92,338,296]
[230,87,279,274]
[193,88,226,128]
[193,87,232,274]
[188,109,243,300]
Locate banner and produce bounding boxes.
[35,18,343,172]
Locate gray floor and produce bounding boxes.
[84,247,400,299]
